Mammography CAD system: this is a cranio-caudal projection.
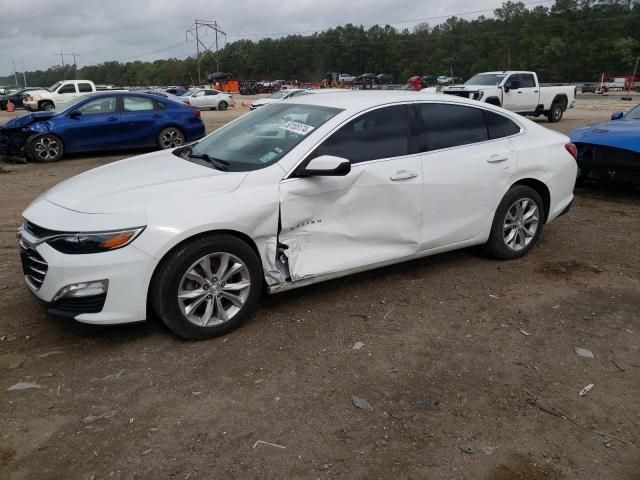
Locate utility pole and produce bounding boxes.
[57,52,79,79]
[11,60,18,87]
[186,20,227,85]
[21,61,27,87]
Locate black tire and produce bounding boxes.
[151,234,263,340]
[157,127,185,149]
[218,101,228,111]
[27,133,64,162]
[483,185,545,260]
[547,102,563,123]
[40,101,55,112]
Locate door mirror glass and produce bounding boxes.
[303,155,351,177]
[68,110,82,118]
[611,111,624,120]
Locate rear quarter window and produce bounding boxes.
[484,110,521,139]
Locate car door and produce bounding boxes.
[204,90,220,108]
[55,83,78,109]
[279,104,423,281]
[502,74,538,112]
[56,96,120,152]
[413,102,518,250]
[188,90,206,108]
[120,95,159,147]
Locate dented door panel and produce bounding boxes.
[278,157,423,281]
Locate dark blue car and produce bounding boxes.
[570,103,640,185]
[0,92,206,162]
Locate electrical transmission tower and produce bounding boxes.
[186,20,227,85]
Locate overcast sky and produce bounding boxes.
[1,0,551,78]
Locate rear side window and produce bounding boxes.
[519,74,536,88]
[58,84,76,94]
[313,105,409,164]
[484,110,521,139]
[415,103,488,151]
[78,83,93,93]
[123,96,154,112]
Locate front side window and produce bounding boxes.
[77,97,117,115]
[465,74,507,86]
[313,105,409,164]
[205,90,218,96]
[187,103,342,171]
[58,84,77,94]
[123,96,154,112]
[78,83,93,93]
[415,103,488,151]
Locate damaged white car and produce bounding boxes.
[18,92,577,339]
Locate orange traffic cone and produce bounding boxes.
[6,100,15,112]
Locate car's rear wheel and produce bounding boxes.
[483,185,544,260]
[27,134,64,162]
[547,102,563,123]
[157,127,185,149]
[218,101,228,111]
[151,234,263,340]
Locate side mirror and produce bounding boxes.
[502,84,510,93]
[611,111,624,120]
[69,110,82,118]
[302,155,351,177]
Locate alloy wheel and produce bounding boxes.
[503,198,539,251]
[160,128,184,148]
[33,137,60,161]
[177,252,251,328]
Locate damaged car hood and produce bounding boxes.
[570,120,640,153]
[43,150,246,214]
[1,112,56,131]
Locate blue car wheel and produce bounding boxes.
[27,133,64,162]
[158,127,185,149]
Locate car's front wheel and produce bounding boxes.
[27,133,64,162]
[157,127,185,149]
[151,234,263,340]
[483,185,544,260]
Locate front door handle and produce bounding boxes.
[487,154,508,163]
[390,170,418,181]
[107,117,118,122]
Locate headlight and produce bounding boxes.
[473,91,484,101]
[47,227,145,254]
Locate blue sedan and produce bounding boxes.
[0,92,206,162]
[570,103,640,185]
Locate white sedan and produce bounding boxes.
[182,89,233,110]
[18,92,576,339]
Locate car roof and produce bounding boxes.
[285,91,500,112]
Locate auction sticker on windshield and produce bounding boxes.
[280,121,315,136]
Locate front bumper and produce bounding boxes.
[18,224,155,325]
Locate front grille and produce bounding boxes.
[50,294,107,315]
[19,241,48,290]
[24,220,63,238]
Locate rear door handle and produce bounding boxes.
[106,117,118,122]
[390,170,418,181]
[153,113,162,118]
[487,154,508,163]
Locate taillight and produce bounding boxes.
[565,143,577,160]
[192,109,201,118]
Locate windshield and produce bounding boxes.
[465,74,507,86]
[624,104,640,120]
[48,81,62,92]
[267,91,288,100]
[187,103,343,171]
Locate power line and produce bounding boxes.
[186,19,227,83]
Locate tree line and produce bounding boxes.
[2,0,639,88]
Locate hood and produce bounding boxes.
[1,111,56,130]
[569,119,640,153]
[252,98,277,107]
[44,149,246,214]
[444,84,486,91]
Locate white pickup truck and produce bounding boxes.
[24,80,97,112]
[442,71,575,122]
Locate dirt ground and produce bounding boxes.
[1,95,639,480]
